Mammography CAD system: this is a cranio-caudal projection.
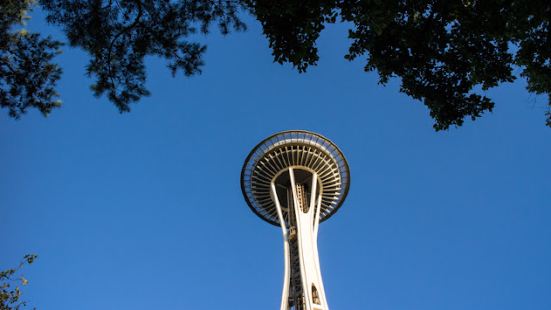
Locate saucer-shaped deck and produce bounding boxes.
[241,130,350,226]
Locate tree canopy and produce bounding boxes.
[0,0,61,119]
[1,0,550,130]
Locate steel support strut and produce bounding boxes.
[271,168,329,310]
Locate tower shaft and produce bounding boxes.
[271,168,329,310]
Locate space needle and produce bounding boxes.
[241,130,350,310]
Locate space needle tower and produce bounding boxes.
[241,130,350,310]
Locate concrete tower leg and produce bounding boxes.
[271,168,329,310]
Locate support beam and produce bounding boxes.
[272,168,329,310]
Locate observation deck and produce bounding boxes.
[241,130,350,226]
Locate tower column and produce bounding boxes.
[272,168,329,310]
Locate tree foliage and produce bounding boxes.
[1,0,550,130]
[0,254,37,310]
[0,0,62,118]
[246,0,551,129]
[40,0,245,112]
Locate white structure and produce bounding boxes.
[241,131,350,310]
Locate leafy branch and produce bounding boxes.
[0,254,38,310]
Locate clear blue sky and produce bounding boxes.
[1,9,550,310]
